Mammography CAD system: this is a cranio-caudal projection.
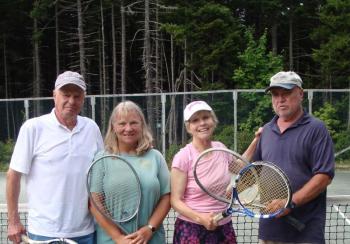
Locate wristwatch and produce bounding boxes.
[147,224,156,232]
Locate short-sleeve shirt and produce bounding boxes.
[254,111,335,243]
[10,109,104,237]
[94,149,170,244]
[171,141,231,225]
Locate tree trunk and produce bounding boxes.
[99,0,107,133]
[169,35,177,144]
[271,21,277,55]
[289,17,293,70]
[55,1,60,75]
[181,39,188,144]
[121,1,126,94]
[77,0,86,79]
[3,35,10,139]
[33,16,41,115]
[144,0,155,134]
[190,53,194,99]
[111,2,117,94]
[100,0,106,94]
[154,0,161,147]
[144,0,151,92]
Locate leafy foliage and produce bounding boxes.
[313,101,350,163]
[165,143,183,168]
[0,139,14,171]
[184,3,244,87]
[232,28,283,89]
[313,102,341,139]
[214,125,235,150]
[232,29,282,134]
[311,0,350,87]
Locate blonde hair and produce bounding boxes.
[104,101,153,155]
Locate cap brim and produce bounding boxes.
[184,108,212,122]
[56,83,86,91]
[265,83,297,93]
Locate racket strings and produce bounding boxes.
[196,152,246,202]
[103,182,140,220]
[87,157,141,223]
[237,164,290,215]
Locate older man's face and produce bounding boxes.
[53,84,85,122]
[270,86,303,121]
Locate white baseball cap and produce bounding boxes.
[183,101,213,121]
[265,71,303,92]
[55,71,86,91]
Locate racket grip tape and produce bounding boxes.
[213,210,230,224]
[21,235,30,243]
[284,215,306,232]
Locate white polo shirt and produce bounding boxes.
[10,109,104,237]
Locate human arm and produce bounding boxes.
[241,127,263,161]
[276,173,332,217]
[6,169,26,244]
[170,168,217,230]
[127,193,171,244]
[293,173,332,206]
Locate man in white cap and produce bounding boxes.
[7,71,103,244]
[255,71,335,243]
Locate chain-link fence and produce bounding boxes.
[1,89,350,165]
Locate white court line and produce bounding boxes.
[333,205,350,225]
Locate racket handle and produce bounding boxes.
[284,215,306,232]
[213,211,230,224]
[21,235,30,243]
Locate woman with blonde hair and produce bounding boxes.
[90,100,170,244]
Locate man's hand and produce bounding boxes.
[7,221,26,244]
[264,199,290,217]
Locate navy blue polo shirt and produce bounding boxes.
[254,111,335,243]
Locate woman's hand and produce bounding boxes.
[125,225,153,244]
[112,234,132,244]
[197,212,218,231]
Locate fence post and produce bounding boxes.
[161,93,166,156]
[90,96,96,121]
[233,90,238,151]
[24,99,29,120]
[308,90,313,115]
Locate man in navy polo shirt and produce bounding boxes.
[254,71,335,244]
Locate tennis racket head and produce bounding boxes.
[193,147,250,204]
[235,161,292,218]
[86,154,141,232]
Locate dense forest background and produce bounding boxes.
[0,0,349,99]
[1,0,350,170]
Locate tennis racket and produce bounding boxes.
[86,154,142,234]
[193,147,305,232]
[21,235,77,244]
